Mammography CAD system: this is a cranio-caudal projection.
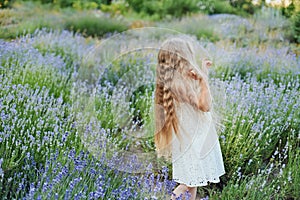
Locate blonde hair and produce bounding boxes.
[154,37,205,159]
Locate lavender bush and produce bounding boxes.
[0,32,176,199]
[21,149,175,200]
[0,10,299,199]
[160,7,291,46]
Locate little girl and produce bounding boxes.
[154,37,225,200]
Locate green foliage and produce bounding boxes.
[12,65,71,101]
[130,84,154,126]
[100,1,129,16]
[162,0,199,18]
[0,0,14,8]
[186,25,219,42]
[229,0,260,14]
[14,0,254,19]
[127,0,200,19]
[64,14,128,37]
[210,132,299,199]
[0,2,62,39]
[26,0,103,8]
[0,2,128,39]
[209,0,247,16]
[54,0,74,7]
[0,20,54,39]
[284,11,300,44]
[126,0,143,13]
[160,16,220,42]
[281,1,296,18]
[291,11,300,43]
[72,1,99,10]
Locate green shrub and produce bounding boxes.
[0,2,63,39]
[0,17,60,39]
[209,0,247,16]
[0,23,51,40]
[72,1,100,10]
[229,0,260,14]
[162,0,199,18]
[64,14,128,37]
[126,0,250,19]
[284,11,300,43]
[100,1,129,15]
[25,0,103,8]
[187,26,219,42]
[291,11,300,43]
[161,16,219,42]
[127,0,200,19]
[126,0,143,13]
[281,1,296,18]
[0,0,14,8]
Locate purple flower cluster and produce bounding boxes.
[207,42,300,80]
[215,73,300,182]
[0,39,66,73]
[21,29,90,73]
[0,36,79,197]
[21,149,174,200]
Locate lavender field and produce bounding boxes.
[0,2,299,200]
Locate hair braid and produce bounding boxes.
[154,51,180,158]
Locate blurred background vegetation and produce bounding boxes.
[0,0,299,44]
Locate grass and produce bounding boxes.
[0,2,62,39]
[64,13,128,38]
[158,15,220,42]
[0,1,129,40]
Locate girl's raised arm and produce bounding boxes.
[185,60,212,112]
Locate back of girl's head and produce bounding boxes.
[158,37,196,68]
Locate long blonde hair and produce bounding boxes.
[154,37,204,159]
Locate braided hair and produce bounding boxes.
[154,37,202,159]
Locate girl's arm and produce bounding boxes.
[187,60,212,112]
[187,71,211,112]
[197,78,211,112]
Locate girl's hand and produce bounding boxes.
[187,69,201,81]
[203,59,212,68]
[187,69,209,83]
[202,59,212,75]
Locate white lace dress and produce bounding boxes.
[172,103,225,187]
